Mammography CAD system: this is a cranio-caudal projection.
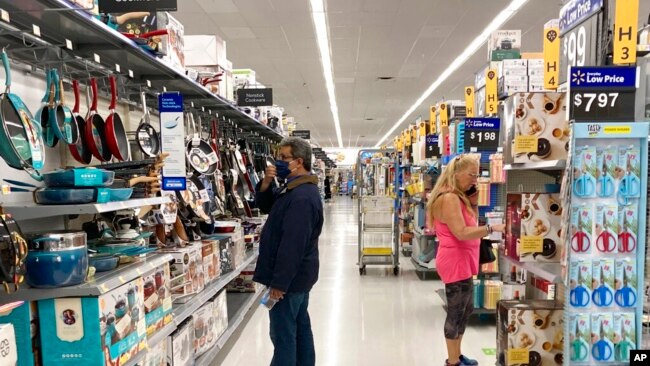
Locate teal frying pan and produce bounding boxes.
[52,70,76,145]
[35,69,57,147]
[0,49,44,180]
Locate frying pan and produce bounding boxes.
[0,49,44,179]
[69,80,92,164]
[85,78,112,162]
[176,176,212,223]
[185,113,218,175]
[135,91,159,157]
[105,75,130,161]
[52,70,77,145]
[35,69,56,147]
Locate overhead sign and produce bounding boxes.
[543,19,560,89]
[99,0,177,13]
[613,0,639,64]
[439,103,449,127]
[236,88,273,107]
[463,118,501,151]
[559,0,603,35]
[429,106,437,134]
[425,134,440,158]
[485,69,498,115]
[159,93,186,191]
[569,66,637,122]
[559,7,603,84]
[464,87,475,117]
[291,130,310,139]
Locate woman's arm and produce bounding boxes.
[438,194,492,241]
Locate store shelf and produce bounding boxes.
[500,255,563,284]
[172,250,258,327]
[3,196,171,221]
[0,0,282,141]
[147,321,178,349]
[436,288,496,315]
[503,160,566,171]
[194,289,263,366]
[0,253,173,303]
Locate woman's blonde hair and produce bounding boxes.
[427,154,479,218]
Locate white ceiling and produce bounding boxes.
[174,0,650,147]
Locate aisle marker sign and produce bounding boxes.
[419,121,426,137]
[159,93,186,190]
[464,87,475,117]
[485,69,498,115]
[613,0,638,64]
[439,103,449,127]
[543,19,560,89]
[429,105,437,134]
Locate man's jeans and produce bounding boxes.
[269,292,315,366]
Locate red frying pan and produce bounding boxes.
[85,78,111,162]
[69,80,92,164]
[105,75,130,161]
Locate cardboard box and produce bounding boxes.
[0,302,36,366]
[158,12,185,73]
[233,69,256,89]
[167,320,193,366]
[142,337,167,366]
[518,193,563,262]
[226,263,261,293]
[201,240,219,284]
[184,35,227,68]
[502,59,528,68]
[501,283,526,300]
[38,279,147,365]
[211,290,228,339]
[163,245,205,302]
[502,67,528,77]
[527,59,545,68]
[503,75,529,85]
[0,324,17,366]
[527,68,544,77]
[488,29,521,53]
[192,302,217,357]
[497,300,563,366]
[143,263,173,337]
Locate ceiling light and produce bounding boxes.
[374,0,530,148]
[310,0,344,148]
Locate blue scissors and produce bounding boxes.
[573,170,596,197]
[592,267,614,307]
[592,321,614,362]
[598,155,614,197]
[571,321,590,362]
[615,267,637,308]
[570,270,590,307]
[618,155,640,205]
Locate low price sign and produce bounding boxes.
[463,118,500,151]
[569,66,637,122]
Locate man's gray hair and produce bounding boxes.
[279,137,312,171]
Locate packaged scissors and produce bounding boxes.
[569,313,590,362]
[595,205,618,254]
[617,204,638,254]
[596,146,616,198]
[614,259,637,308]
[591,259,615,308]
[573,146,597,198]
[571,205,593,254]
[570,260,592,308]
[613,312,636,362]
[591,313,615,362]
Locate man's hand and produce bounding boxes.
[269,288,285,301]
[260,165,277,192]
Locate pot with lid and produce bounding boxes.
[25,231,88,288]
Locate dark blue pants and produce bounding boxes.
[269,292,315,366]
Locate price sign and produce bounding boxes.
[569,66,637,122]
[463,118,500,151]
[425,134,440,158]
[559,2,604,85]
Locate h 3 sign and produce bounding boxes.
[569,66,637,122]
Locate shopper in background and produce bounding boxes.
[324,176,332,200]
[427,154,505,366]
[254,137,324,366]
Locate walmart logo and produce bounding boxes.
[572,70,585,85]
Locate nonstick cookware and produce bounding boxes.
[25,231,88,288]
[0,50,44,179]
[85,78,111,162]
[135,91,159,157]
[186,113,218,175]
[34,187,131,205]
[52,70,77,145]
[0,214,27,292]
[42,167,115,187]
[69,80,92,164]
[89,252,119,272]
[105,75,130,161]
[36,69,56,147]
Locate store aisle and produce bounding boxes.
[218,197,496,366]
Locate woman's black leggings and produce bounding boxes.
[444,278,474,339]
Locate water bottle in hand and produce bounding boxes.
[261,287,278,310]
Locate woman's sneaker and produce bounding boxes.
[459,354,479,365]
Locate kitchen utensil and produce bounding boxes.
[615,326,635,362]
[33,187,129,205]
[615,268,637,307]
[596,214,616,253]
[0,50,44,179]
[573,171,595,197]
[213,221,237,233]
[571,213,590,253]
[89,252,120,272]
[37,69,57,147]
[571,337,589,362]
[122,29,168,54]
[85,78,111,162]
[69,80,92,164]
[592,268,613,307]
[185,113,218,175]
[617,155,640,205]
[0,214,27,292]
[570,271,590,307]
[135,91,159,157]
[598,155,614,197]
[105,75,130,161]
[25,231,88,288]
[618,212,636,253]
[52,69,76,144]
[42,168,115,187]
[177,176,212,223]
[108,188,133,201]
[592,322,613,361]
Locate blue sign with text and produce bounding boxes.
[559,0,603,35]
[158,93,184,112]
[464,118,500,130]
[570,66,638,89]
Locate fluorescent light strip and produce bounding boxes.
[310,0,344,148]
[374,0,530,148]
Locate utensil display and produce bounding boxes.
[135,91,159,157]
[85,78,111,162]
[52,69,76,144]
[105,75,130,161]
[69,80,93,164]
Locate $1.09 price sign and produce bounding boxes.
[463,118,500,151]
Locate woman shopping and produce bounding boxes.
[427,155,505,366]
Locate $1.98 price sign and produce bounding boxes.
[463,118,500,151]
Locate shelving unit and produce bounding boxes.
[500,255,563,284]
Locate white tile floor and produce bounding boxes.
[218,197,497,366]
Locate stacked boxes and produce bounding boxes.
[164,245,205,302]
[0,302,37,366]
[143,263,173,337]
[167,320,193,366]
[527,59,546,92]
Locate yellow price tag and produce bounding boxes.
[507,349,530,365]
[520,236,544,253]
[514,136,539,153]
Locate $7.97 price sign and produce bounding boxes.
[463,118,500,151]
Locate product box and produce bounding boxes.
[163,245,205,302]
[574,145,598,198]
[201,240,220,284]
[518,193,562,262]
[226,263,261,293]
[0,323,17,366]
[0,302,36,366]
[528,83,548,92]
[591,313,615,362]
[488,30,522,61]
[141,337,167,366]
[503,83,529,95]
[592,259,615,308]
[617,204,638,254]
[143,263,173,336]
[475,63,489,89]
[502,59,527,68]
[192,303,217,357]
[595,204,618,254]
[569,259,592,308]
[496,300,564,366]
[167,319,193,366]
[613,313,636,362]
[527,59,545,69]
[569,313,591,363]
[571,205,593,255]
[184,34,227,69]
[216,236,234,274]
[502,67,528,77]
[505,194,522,261]
[501,283,526,300]
[38,278,147,365]
[614,258,637,308]
[211,290,228,340]
[158,12,185,73]
[527,67,544,77]
[504,92,568,164]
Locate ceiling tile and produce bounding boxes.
[220,26,257,39]
[196,0,239,13]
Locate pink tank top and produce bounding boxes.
[433,196,480,284]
